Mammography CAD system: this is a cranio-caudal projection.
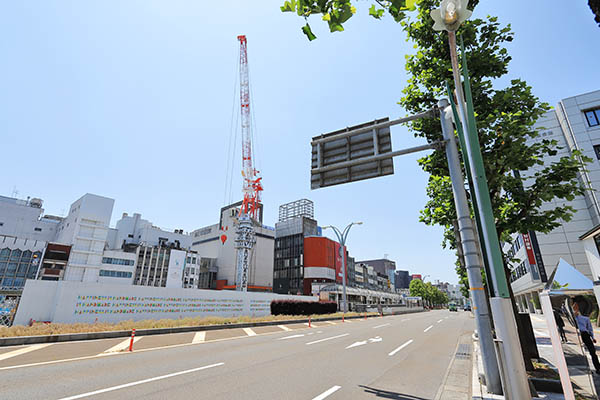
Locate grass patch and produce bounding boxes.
[0,312,376,338]
[527,361,560,380]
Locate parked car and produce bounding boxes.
[449,304,458,312]
[463,304,471,311]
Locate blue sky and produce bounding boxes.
[1,1,598,284]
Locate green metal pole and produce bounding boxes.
[457,36,509,298]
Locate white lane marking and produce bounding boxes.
[369,337,382,343]
[243,328,257,337]
[424,325,433,333]
[373,323,391,329]
[437,319,443,323]
[401,319,410,322]
[317,331,323,333]
[306,333,349,345]
[277,325,292,331]
[325,321,336,325]
[304,322,319,327]
[57,362,224,400]
[312,385,341,400]
[346,340,367,349]
[102,337,141,353]
[192,332,206,344]
[534,330,549,337]
[277,334,305,340]
[0,344,53,361]
[388,339,413,356]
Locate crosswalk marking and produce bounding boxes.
[102,337,141,353]
[277,325,292,331]
[243,328,257,336]
[192,332,206,343]
[0,343,53,362]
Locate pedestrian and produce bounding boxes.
[573,300,600,374]
[553,308,567,343]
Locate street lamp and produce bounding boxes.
[430,2,530,397]
[322,222,362,313]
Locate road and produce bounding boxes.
[0,310,473,399]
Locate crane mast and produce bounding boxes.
[235,35,262,292]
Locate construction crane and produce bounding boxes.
[235,35,262,292]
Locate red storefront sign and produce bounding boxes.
[522,233,537,266]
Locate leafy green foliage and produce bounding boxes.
[280,0,417,40]
[279,0,591,298]
[398,0,591,295]
[409,279,448,305]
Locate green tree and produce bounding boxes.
[280,0,589,295]
[409,278,426,299]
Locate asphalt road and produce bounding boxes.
[0,310,473,400]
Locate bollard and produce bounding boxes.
[129,329,136,352]
[342,314,345,323]
[364,312,367,320]
[380,311,383,318]
[309,316,311,328]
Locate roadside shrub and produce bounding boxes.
[270,300,337,315]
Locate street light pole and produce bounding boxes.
[323,222,362,313]
[431,2,531,398]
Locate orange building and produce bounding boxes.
[303,236,345,295]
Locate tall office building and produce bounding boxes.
[504,89,600,311]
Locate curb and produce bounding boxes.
[0,308,426,346]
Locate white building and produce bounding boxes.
[191,201,275,290]
[54,194,114,283]
[110,212,193,250]
[505,89,600,311]
[0,196,61,242]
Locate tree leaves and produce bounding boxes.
[369,4,385,19]
[302,23,317,40]
[280,0,418,39]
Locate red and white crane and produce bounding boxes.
[235,35,262,292]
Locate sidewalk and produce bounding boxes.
[435,332,473,400]
[530,313,598,399]
[471,324,569,400]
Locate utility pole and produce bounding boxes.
[439,99,502,394]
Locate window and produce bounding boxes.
[34,227,42,232]
[585,108,600,127]
[102,257,134,266]
[99,270,133,278]
[594,145,600,161]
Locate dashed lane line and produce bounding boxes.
[56,362,225,400]
[312,385,341,400]
[0,344,53,362]
[424,325,433,333]
[277,334,305,340]
[437,319,443,323]
[243,328,257,337]
[277,325,292,331]
[192,332,206,344]
[102,337,142,354]
[388,339,413,356]
[373,323,391,329]
[306,334,349,346]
